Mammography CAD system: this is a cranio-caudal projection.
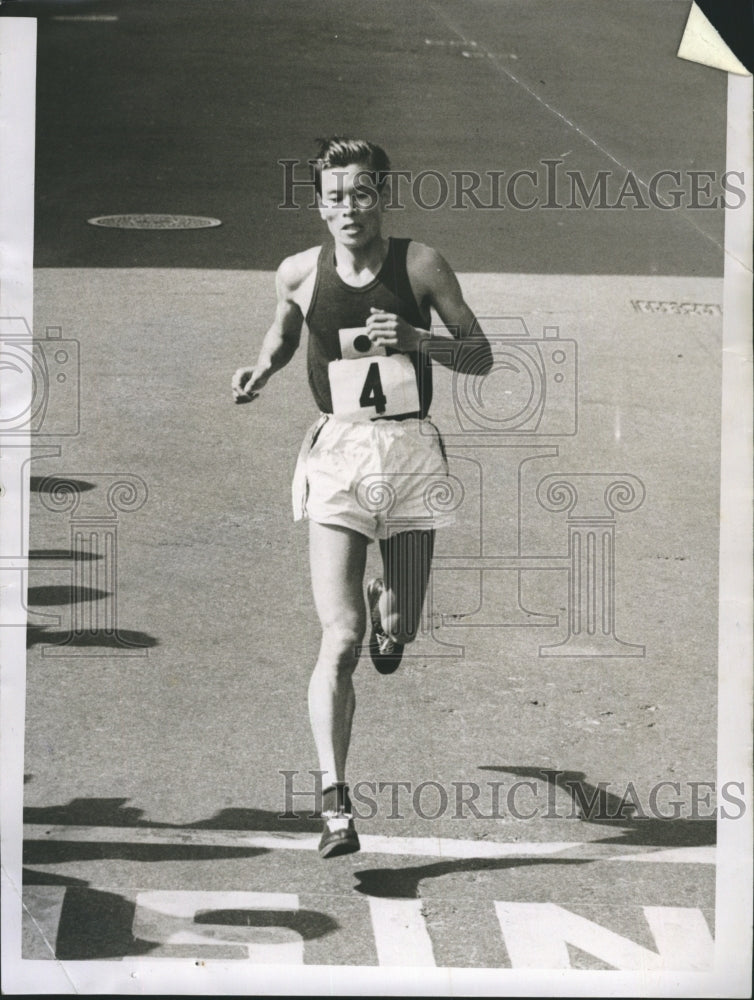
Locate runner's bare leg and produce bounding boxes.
[379,529,435,643]
[308,521,368,790]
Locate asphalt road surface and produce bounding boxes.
[3,0,736,985]
[6,0,727,273]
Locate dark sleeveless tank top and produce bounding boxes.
[305,237,433,417]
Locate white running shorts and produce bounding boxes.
[292,415,456,541]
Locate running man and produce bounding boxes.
[232,137,492,857]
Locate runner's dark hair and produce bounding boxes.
[313,136,391,196]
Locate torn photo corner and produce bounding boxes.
[1,2,752,996]
[677,2,753,76]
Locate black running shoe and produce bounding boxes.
[367,578,404,675]
[318,784,360,859]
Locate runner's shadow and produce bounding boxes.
[354,856,590,899]
[480,766,717,847]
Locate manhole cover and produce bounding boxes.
[87,214,222,230]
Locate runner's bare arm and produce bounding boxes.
[366,243,493,375]
[231,254,313,402]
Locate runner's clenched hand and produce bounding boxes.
[366,307,428,352]
[232,366,268,403]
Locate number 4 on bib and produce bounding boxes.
[329,355,421,420]
[359,362,388,414]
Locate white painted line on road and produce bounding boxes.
[368,898,436,967]
[610,846,716,864]
[494,902,714,971]
[22,886,715,970]
[362,835,575,859]
[137,889,299,916]
[22,824,574,858]
[133,890,304,963]
[23,824,715,864]
[643,906,715,969]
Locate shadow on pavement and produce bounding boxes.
[354,856,590,899]
[22,795,341,959]
[26,886,339,960]
[22,868,89,887]
[195,907,339,941]
[23,840,269,866]
[30,476,96,494]
[351,764,715,899]
[54,889,157,960]
[480,765,717,847]
[26,627,158,650]
[189,808,322,833]
[26,798,155,827]
[29,549,102,561]
[24,797,321,833]
[27,585,111,605]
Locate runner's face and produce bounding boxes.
[318,163,384,248]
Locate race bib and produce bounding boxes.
[329,354,421,420]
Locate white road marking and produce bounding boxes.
[23,824,715,863]
[643,906,715,969]
[611,846,716,864]
[494,901,714,970]
[368,899,436,967]
[133,890,304,963]
[361,835,575,858]
[425,10,726,257]
[23,887,715,969]
[136,889,298,917]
